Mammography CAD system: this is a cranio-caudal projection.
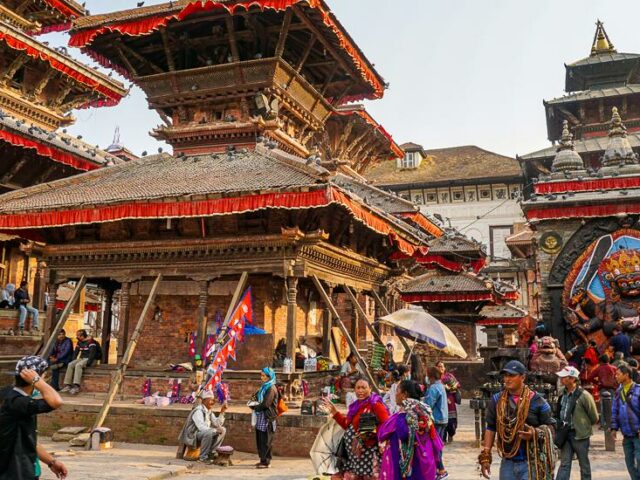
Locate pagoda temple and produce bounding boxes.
[0,0,125,340]
[0,0,445,385]
[520,22,640,351]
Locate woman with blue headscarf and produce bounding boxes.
[249,367,278,469]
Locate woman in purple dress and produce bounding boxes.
[378,380,443,480]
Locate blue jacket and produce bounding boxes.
[611,383,640,437]
[49,337,73,365]
[425,380,448,425]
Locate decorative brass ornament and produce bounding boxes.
[540,232,563,254]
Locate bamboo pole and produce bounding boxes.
[311,275,379,393]
[89,274,162,439]
[39,276,86,357]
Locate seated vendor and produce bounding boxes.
[178,390,227,464]
[340,352,364,377]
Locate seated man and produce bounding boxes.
[60,329,99,395]
[0,283,15,309]
[48,329,74,391]
[14,281,39,333]
[179,390,227,464]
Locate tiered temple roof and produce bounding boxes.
[0,0,85,34]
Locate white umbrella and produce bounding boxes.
[378,308,468,359]
[309,418,344,475]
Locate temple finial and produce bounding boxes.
[591,20,616,56]
[551,120,584,173]
[602,106,638,169]
[609,106,626,138]
[112,126,121,146]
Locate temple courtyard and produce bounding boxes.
[39,401,630,480]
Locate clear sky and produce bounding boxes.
[50,0,640,158]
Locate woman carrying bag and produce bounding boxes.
[249,367,279,469]
[322,377,390,480]
[378,380,443,480]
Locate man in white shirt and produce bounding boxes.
[178,390,227,464]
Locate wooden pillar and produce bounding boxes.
[117,282,131,363]
[322,285,334,357]
[286,277,298,371]
[350,298,359,348]
[33,260,46,310]
[195,280,209,359]
[44,280,58,337]
[101,287,114,364]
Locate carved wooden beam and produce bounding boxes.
[16,0,31,14]
[33,165,58,185]
[114,42,139,77]
[225,17,240,62]
[117,40,163,74]
[292,7,353,80]
[32,69,56,98]
[160,28,176,71]
[1,53,29,84]
[275,9,293,57]
[296,33,316,72]
[320,62,340,96]
[0,157,28,184]
[49,82,73,108]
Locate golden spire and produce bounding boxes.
[591,20,616,56]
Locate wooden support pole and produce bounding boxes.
[225,17,240,62]
[195,280,209,360]
[40,276,87,357]
[285,277,298,372]
[44,281,58,338]
[371,290,412,361]
[90,275,163,437]
[312,275,379,393]
[344,287,383,344]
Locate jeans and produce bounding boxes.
[435,423,447,470]
[18,305,38,329]
[499,458,529,480]
[196,427,226,460]
[623,436,640,480]
[48,362,67,390]
[556,430,591,480]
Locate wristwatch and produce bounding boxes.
[31,375,41,385]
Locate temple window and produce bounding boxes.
[465,186,478,202]
[492,185,508,200]
[401,151,421,169]
[425,190,437,203]
[451,188,464,203]
[490,225,513,260]
[437,188,450,203]
[479,186,492,201]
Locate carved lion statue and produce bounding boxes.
[529,336,568,375]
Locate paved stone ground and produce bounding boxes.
[40,401,632,480]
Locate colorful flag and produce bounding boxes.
[202,287,252,391]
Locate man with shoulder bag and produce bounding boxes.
[611,364,640,479]
[554,366,599,480]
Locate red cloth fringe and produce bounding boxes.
[401,292,494,303]
[526,203,640,221]
[68,0,383,100]
[534,176,640,195]
[0,186,420,256]
[43,0,82,18]
[0,30,123,104]
[397,212,444,238]
[0,129,99,172]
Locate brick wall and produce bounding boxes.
[122,276,325,370]
[38,403,327,457]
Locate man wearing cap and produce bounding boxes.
[178,390,228,465]
[555,366,598,480]
[0,355,68,479]
[479,360,556,480]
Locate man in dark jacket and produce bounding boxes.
[0,355,67,480]
[60,330,98,395]
[48,329,73,391]
[610,325,632,358]
[611,364,640,479]
[14,281,39,333]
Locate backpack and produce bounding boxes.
[92,339,103,364]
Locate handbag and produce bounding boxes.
[554,388,583,448]
[357,412,378,436]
